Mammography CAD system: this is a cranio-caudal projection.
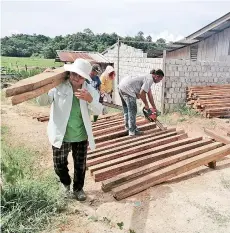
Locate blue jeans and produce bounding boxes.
[119,90,137,134]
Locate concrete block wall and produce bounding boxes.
[164,59,230,112]
[103,43,164,113]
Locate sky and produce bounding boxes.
[1,0,230,42]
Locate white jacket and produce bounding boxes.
[37,80,103,150]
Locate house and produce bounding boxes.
[156,12,230,62]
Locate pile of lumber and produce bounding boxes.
[187,84,230,118]
[5,67,66,105]
[87,113,230,200]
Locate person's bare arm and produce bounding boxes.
[147,90,156,109]
[140,89,149,109]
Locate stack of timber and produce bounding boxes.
[87,113,230,200]
[187,84,230,118]
[5,67,66,105]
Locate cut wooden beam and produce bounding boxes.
[204,128,230,144]
[94,123,156,143]
[94,137,209,182]
[88,128,176,155]
[97,113,122,121]
[38,116,49,122]
[6,67,65,97]
[102,141,222,191]
[93,128,164,149]
[93,116,124,126]
[88,134,193,174]
[11,78,65,105]
[113,144,230,200]
[88,131,183,165]
[93,119,148,136]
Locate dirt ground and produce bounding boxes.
[1,96,230,233]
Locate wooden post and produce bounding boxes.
[161,50,166,114]
[117,38,120,85]
[208,161,217,169]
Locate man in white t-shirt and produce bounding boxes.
[118,69,164,136]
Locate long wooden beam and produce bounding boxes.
[6,67,65,97]
[113,144,230,200]
[87,131,184,166]
[102,141,222,191]
[93,137,207,182]
[88,134,190,174]
[94,123,156,143]
[204,128,230,144]
[11,78,65,105]
[88,128,176,156]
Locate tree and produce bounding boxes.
[146,35,152,42]
[1,29,167,58]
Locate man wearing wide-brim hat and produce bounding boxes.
[37,58,104,201]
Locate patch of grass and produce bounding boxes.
[175,104,200,117]
[1,126,66,233]
[1,56,62,70]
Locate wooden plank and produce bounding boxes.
[94,137,209,182]
[6,67,65,97]
[88,128,176,155]
[93,116,124,126]
[87,131,183,165]
[198,96,230,101]
[204,103,230,109]
[113,144,230,200]
[11,78,65,105]
[93,128,163,149]
[102,141,222,191]
[96,113,122,121]
[88,134,192,174]
[102,102,123,110]
[204,128,230,144]
[94,123,156,143]
[93,119,148,136]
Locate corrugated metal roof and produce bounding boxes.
[56,50,112,64]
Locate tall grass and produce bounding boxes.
[1,126,66,233]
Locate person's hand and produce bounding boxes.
[136,94,140,99]
[74,89,93,103]
[144,105,150,110]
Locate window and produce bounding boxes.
[190,44,198,61]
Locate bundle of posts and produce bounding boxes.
[5,67,66,105]
[187,84,230,118]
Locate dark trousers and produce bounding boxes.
[52,140,88,191]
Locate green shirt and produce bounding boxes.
[63,95,87,142]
